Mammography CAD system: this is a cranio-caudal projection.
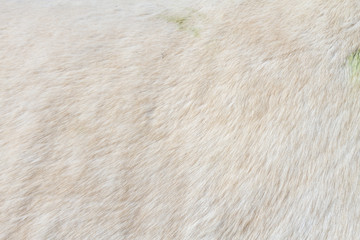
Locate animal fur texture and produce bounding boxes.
[1,0,360,239]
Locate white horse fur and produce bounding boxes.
[2,0,360,239]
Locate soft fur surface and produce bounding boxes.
[2,0,360,239]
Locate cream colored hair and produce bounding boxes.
[2,0,360,239]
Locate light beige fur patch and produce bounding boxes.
[2,0,360,239]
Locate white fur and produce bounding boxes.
[1,0,360,239]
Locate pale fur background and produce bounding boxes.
[2,0,360,239]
